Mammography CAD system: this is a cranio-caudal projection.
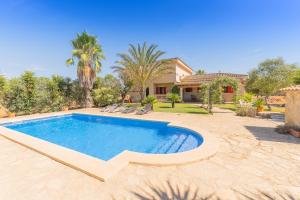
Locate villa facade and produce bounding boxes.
[129,58,248,103]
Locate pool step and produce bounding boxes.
[151,135,179,154]
[177,135,199,152]
[152,134,193,154]
[165,134,188,153]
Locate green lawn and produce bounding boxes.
[214,103,285,113]
[214,104,237,111]
[153,102,208,114]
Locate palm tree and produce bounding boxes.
[112,43,170,101]
[66,31,104,107]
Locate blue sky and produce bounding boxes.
[0,0,299,78]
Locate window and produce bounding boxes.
[223,86,234,93]
[185,88,192,92]
[156,87,167,94]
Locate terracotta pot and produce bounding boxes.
[257,106,264,112]
[8,112,16,118]
[62,107,69,111]
[289,129,300,138]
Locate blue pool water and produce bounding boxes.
[3,114,203,161]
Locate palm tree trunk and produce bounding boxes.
[265,96,271,110]
[139,86,145,102]
[84,89,93,108]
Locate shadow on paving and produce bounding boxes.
[114,180,297,200]
[245,125,300,144]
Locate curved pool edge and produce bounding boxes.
[0,111,219,181]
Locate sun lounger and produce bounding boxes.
[108,104,119,113]
[122,106,137,114]
[100,106,110,112]
[136,103,152,115]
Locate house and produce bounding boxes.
[129,58,248,103]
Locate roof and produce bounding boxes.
[281,85,300,91]
[169,57,194,74]
[176,73,248,85]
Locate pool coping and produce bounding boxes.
[0,111,219,181]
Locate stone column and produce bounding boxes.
[180,87,183,101]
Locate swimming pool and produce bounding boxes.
[4,113,203,161]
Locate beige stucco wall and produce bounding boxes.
[285,91,300,128]
[175,63,193,82]
[129,61,193,102]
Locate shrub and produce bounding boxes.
[166,93,181,108]
[21,71,37,114]
[171,85,180,95]
[237,92,253,103]
[142,95,157,109]
[3,78,25,113]
[236,105,257,117]
[92,87,115,107]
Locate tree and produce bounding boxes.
[118,71,133,104]
[92,88,115,107]
[66,31,104,108]
[196,69,205,75]
[0,75,7,105]
[201,77,238,113]
[93,74,121,102]
[245,58,295,109]
[113,43,170,102]
[293,68,300,84]
[166,93,181,108]
[21,71,37,114]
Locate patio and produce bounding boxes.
[0,108,300,199]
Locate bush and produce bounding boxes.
[236,105,257,117]
[166,93,181,108]
[92,87,115,107]
[171,85,180,95]
[142,95,157,109]
[3,78,25,113]
[237,92,253,103]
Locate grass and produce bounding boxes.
[214,103,285,113]
[153,102,208,114]
[214,103,237,111]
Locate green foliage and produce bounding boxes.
[0,75,7,104]
[237,92,253,103]
[3,71,37,114]
[113,42,170,101]
[66,31,105,107]
[118,71,133,103]
[92,88,115,107]
[4,78,25,113]
[142,95,157,109]
[166,93,181,108]
[293,68,300,84]
[93,74,121,104]
[200,77,239,113]
[196,69,205,75]
[254,98,265,108]
[246,58,295,97]
[21,71,37,114]
[171,85,180,94]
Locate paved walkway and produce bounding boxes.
[0,108,300,199]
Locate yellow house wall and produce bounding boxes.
[285,91,300,128]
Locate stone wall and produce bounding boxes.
[285,91,300,128]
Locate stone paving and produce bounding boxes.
[0,108,300,199]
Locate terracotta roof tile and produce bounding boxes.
[176,73,248,85]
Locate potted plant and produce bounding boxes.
[7,111,16,118]
[62,106,69,111]
[254,98,265,112]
